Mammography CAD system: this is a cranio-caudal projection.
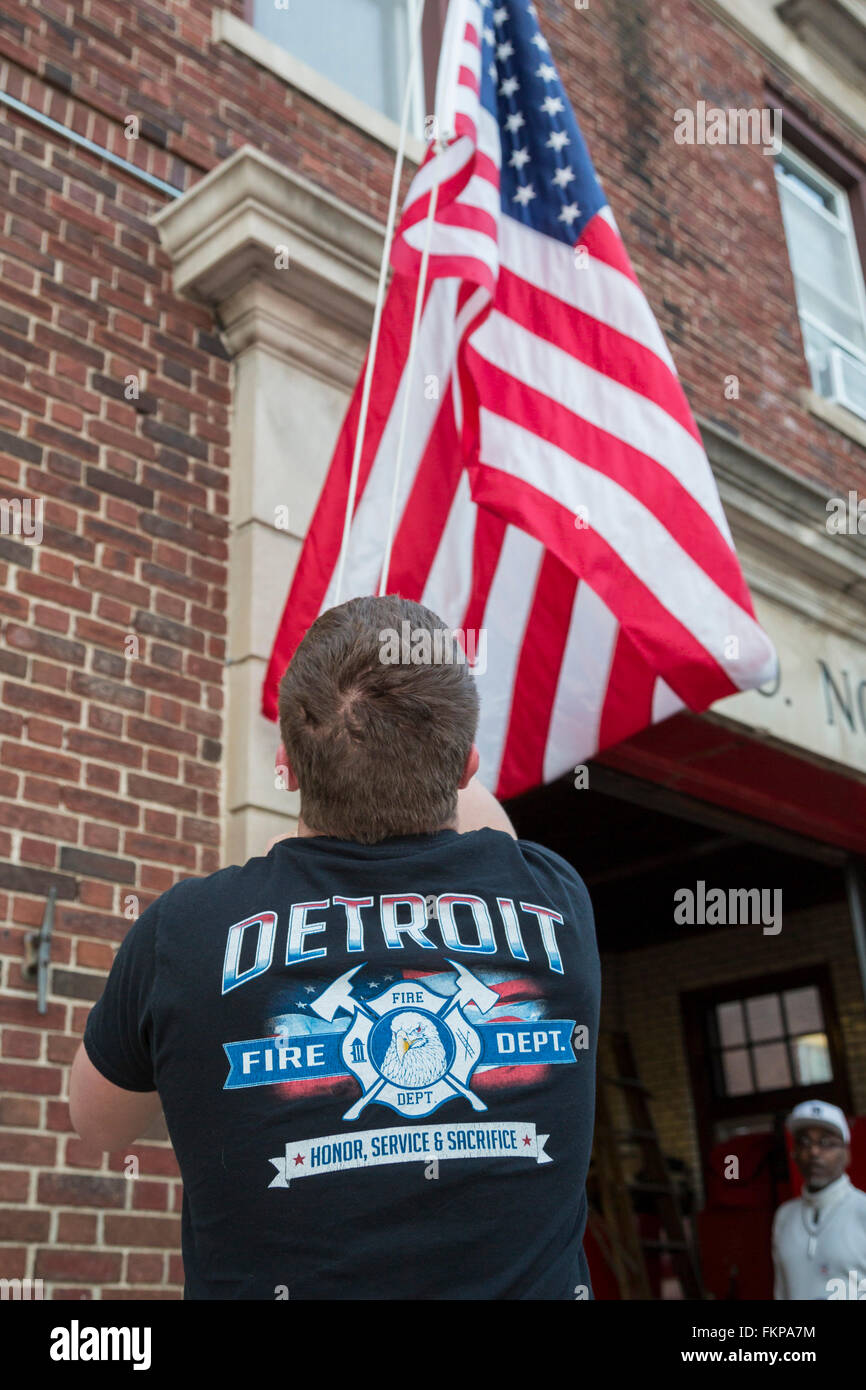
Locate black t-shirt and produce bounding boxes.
[84,828,601,1300]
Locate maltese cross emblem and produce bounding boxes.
[309,960,500,1120]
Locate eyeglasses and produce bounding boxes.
[793,1135,844,1151]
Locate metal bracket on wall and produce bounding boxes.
[23,886,56,1015]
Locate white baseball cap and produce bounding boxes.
[787,1100,850,1144]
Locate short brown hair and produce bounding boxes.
[277,595,479,843]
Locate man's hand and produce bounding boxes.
[455,779,518,838]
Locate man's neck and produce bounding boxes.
[295,816,456,840]
[804,1172,848,1198]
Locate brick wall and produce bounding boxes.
[0,107,232,1295]
[0,0,864,1298]
[600,900,866,1205]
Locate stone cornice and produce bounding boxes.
[151,144,385,346]
[700,416,866,638]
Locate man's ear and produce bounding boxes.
[277,742,300,793]
[458,745,480,790]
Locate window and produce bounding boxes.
[681,966,852,1170]
[775,143,866,419]
[710,985,832,1098]
[250,0,427,130]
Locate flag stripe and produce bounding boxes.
[597,628,659,750]
[471,526,545,788]
[466,351,750,605]
[496,261,700,444]
[469,435,769,701]
[499,214,677,374]
[498,551,577,795]
[543,580,620,776]
[468,305,733,541]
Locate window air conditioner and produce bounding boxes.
[826,346,866,423]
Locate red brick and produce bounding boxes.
[0,1168,30,1200]
[85,765,121,792]
[144,809,176,838]
[25,716,64,746]
[0,1206,50,1240]
[83,821,120,852]
[32,604,70,634]
[0,1095,41,1128]
[56,1212,97,1243]
[0,1062,61,1096]
[0,1132,57,1165]
[132,1179,170,1212]
[1,741,80,779]
[45,1100,76,1133]
[46,1033,80,1064]
[126,1252,164,1283]
[103,1213,182,1248]
[19,837,57,867]
[17,572,92,614]
[0,998,67,1030]
[64,1137,107,1169]
[23,782,64,811]
[2,1028,41,1059]
[79,881,114,909]
[35,1248,122,1282]
[0,803,78,838]
[0,1247,27,1278]
[37,1173,126,1207]
[121,833,196,868]
[75,940,114,970]
[60,785,138,825]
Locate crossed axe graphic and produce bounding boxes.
[311,960,498,1121]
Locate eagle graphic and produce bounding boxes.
[380,1011,448,1089]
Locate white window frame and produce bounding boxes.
[775,142,866,376]
[246,0,427,138]
[212,11,426,160]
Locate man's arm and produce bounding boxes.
[455,778,517,838]
[69,1043,163,1152]
[69,899,162,1151]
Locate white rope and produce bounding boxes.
[333,0,428,606]
[378,167,441,597]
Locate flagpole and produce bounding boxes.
[333,0,428,607]
[378,163,441,597]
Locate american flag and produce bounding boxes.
[262,0,777,799]
[269,965,550,1101]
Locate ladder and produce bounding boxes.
[590,1030,704,1300]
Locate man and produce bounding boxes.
[70,595,601,1300]
[772,1099,866,1300]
